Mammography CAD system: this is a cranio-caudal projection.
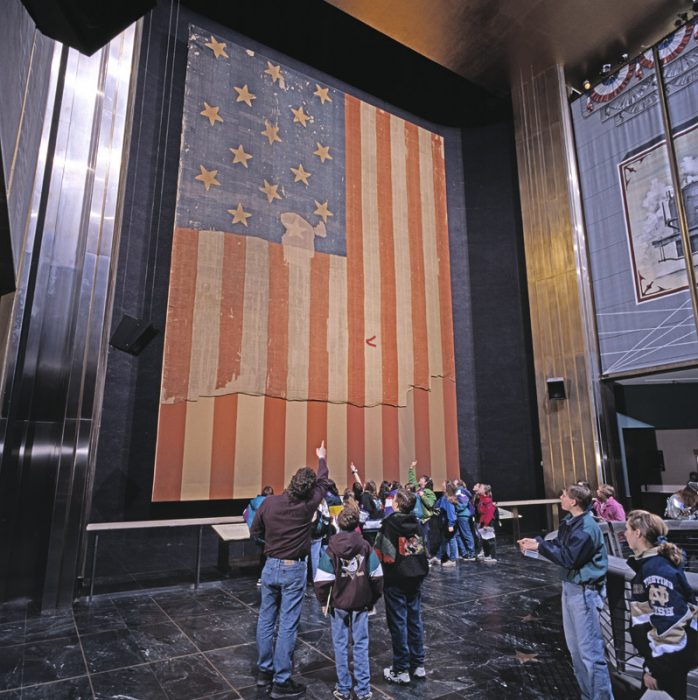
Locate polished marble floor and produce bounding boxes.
[0,546,626,699]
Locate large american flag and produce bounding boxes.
[152,26,459,501]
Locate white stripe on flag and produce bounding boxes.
[285,247,312,399]
[419,127,444,379]
[360,101,383,408]
[181,397,215,500]
[390,116,413,408]
[188,230,224,400]
[239,236,269,393]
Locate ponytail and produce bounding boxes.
[627,510,683,567]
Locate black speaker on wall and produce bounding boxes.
[546,377,566,400]
[20,0,156,56]
[109,315,158,356]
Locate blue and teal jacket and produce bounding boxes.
[437,495,457,530]
[455,487,475,519]
[536,510,607,585]
[244,495,267,528]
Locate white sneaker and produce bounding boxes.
[441,560,456,568]
[476,552,484,560]
[412,666,426,679]
[428,557,441,566]
[483,556,497,564]
[384,667,410,684]
[461,556,476,561]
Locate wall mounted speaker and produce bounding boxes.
[109,314,158,355]
[546,377,566,400]
[20,0,155,56]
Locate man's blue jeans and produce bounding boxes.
[330,608,370,696]
[256,557,307,684]
[561,581,614,700]
[383,583,425,672]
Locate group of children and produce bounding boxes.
[248,472,698,700]
[245,466,499,700]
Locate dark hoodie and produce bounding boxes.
[314,530,383,611]
[374,512,429,586]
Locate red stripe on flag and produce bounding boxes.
[376,110,398,406]
[209,395,237,499]
[431,135,459,477]
[266,242,289,397]
[431,136,456,379]
[346,95,364,409]
[153,402,187,501]
[382,405,400,481]
[404,124,429,390]
[306,402,328,469]
[262,396,286,494]
[217,234,246,389]
[162,227,199,402]
[413,388,431,471]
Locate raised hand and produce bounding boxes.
[316,440,327,460]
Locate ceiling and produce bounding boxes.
[324,0,692,95]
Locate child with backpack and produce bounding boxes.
[314,506,384,700]
[431,482,458,567]
[244,486,274,586]
[407,462,437,555]
[374,488,430,684]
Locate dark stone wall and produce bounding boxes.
[460,124,542,499]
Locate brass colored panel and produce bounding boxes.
[512,64,599,498]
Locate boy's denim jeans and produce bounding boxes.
[330,608,370,696]
[561,581,614,700]
[256,557,307,684]
[436,533,458,561]
[456,518,476,557]
[383,583,425,672]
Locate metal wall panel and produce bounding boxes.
[0,17,137,608]
[512,64,601,496]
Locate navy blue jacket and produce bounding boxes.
[628,548,697,670]
[536,510,607,585]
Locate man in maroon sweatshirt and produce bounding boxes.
[250,442,331,698]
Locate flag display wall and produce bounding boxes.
[151,26,460,501]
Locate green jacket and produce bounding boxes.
[407,466,436,522]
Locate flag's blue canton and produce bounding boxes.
[175,28,347,257]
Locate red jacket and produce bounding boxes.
[477,494,496,527]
